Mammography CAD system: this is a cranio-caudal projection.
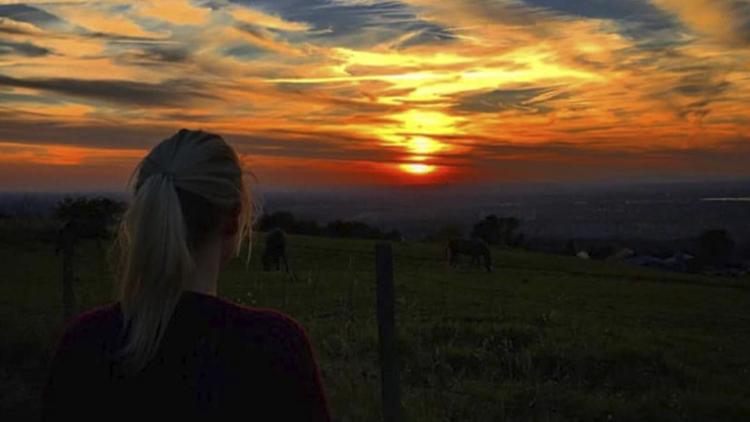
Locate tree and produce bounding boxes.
[697,229,735,266]
[54,196,125,224]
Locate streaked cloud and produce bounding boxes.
[0,3,64,28]
[0,74,212,106]
[455,87,563,113]
[0,39,50,56]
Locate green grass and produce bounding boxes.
[1,231,749,421]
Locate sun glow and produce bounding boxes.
[394,109,462,135]
[400,163,435,175]
[368,109,463,176]
[408,136,444,154]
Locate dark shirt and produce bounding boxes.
[42,291,330,421]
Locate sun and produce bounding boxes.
[400,163,435,175]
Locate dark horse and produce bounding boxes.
[262,228,289,272]
[446,238,493,272]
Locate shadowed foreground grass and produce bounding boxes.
[1,228,749,421]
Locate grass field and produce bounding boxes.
[1,228,749,421]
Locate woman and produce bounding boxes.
[42,129,330,421]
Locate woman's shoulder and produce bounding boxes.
[198,293,310,349]
[66,302,120,331]
[55,303,122,352]
[222,298,306,336]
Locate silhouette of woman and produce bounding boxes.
[42,129,330,421]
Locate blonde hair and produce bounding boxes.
[115,129,252,374]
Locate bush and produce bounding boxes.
[697,229,735,266]
[471,215,523,246]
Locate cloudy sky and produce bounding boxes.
[1,0,749,190]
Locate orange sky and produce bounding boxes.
[1,0,749,190]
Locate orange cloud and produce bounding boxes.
[0,142,144,167]
[653,0,750,47]
[135,0,211,26]
[50,5,159,38]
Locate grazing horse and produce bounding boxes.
[446,238,493,272]
[262,229,289,272]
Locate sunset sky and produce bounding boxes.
[1,0,749,190]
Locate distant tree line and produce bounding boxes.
[54,196,126,223]
[256,211,403,241]
[15,196,750,276]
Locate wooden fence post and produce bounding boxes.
[347,254,357,321]
[311,264,319,317]
[57,223,77,321]
[375,243,402,422]
[282,273,289,309]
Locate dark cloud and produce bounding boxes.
[0,118,167,150]
[0,40,51,57]
[521,0,667,22]
[519,0,683,49]
[82,31,171,43]
[112,44,192,67]
[0,116,401,163]
[392,27,455,49]
[232,132,399,163]
[0,4,64,28]
[0,74,212,107]
[726,1,750,45]
[674,74,730,98]
[454,87,561,114]
[142,46,190,63]
[0,92,62,105]
[234,22,268,38]
[224,43,267,59]
[663,70,732,121]
[230,0,455,48]
[227,22,290,57]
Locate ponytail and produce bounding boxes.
[114,129,252,374]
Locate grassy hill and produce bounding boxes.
[1,229,749,421]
